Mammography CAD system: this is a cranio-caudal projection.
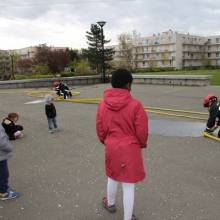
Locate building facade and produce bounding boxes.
[8,44,69,60]
[205,36,220,67]
[0,50,11,79]
[9,46,37,59]
[114,30,220,69]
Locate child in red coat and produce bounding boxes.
[96,69,148,220]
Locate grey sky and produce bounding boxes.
[0,0,220,49]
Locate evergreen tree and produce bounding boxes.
[84,24,114,74]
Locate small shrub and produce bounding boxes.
[34,65,50,74]
[60,72,75,77]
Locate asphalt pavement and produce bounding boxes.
[0,84,219,220]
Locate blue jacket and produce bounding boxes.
[0,124,13,161]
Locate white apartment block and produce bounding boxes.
[205,36,220,67]
[114,30,220,69]
[8,44,69,59]
[9,46,37,59]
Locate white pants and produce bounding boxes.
[107,177,134,220]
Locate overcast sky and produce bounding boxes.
[0,0,220,50]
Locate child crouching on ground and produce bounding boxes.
[45,94,58,133]
[2,113,24,140]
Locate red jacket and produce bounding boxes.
[96,88,148,183]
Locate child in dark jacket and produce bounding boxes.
[203,94,220,137]
[2,113,24,140]
[45,94,58,133]
[0,124,19,200]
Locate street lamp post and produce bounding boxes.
[10,54,15,80]
[97,21,106,83]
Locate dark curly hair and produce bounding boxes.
[111,69,133,88]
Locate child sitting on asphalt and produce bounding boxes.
[0,124,19,200]
[45,94,58,133]
[2,113,24,140]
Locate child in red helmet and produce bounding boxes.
[203,94,220,137]
[53,81,72,99]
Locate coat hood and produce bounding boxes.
[104,88,131,111]
[45,94,53,104]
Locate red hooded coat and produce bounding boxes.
[96,88,148,183]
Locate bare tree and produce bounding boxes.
[117,30,141,70]
[117,33,133,70]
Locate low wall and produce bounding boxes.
[133,75,211,86]
[0,75,101,89]
[0,75,211,89]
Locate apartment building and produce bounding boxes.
[8,44,69,59]
[114,30,220,69]
[205,36,220,67]
[9,46,37,59]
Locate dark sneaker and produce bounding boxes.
[53,128,60,132]
[131,214,137,220]
[102,197,116,213]
[0,191,20,201]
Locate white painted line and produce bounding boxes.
[24,99,45,104]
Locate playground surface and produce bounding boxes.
[0,84,219,220]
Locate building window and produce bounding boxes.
[216,52,219,57]
[208,46,211,51]
[216,38,219,43]
[144,47,148,52]
[208,53,211,57]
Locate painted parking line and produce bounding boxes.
[24,99,45,104]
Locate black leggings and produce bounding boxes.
[0,160,9,193]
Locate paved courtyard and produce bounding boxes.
[0,84,219,220]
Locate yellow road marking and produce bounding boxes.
[203,131,220,142]
[24,89,209,121]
